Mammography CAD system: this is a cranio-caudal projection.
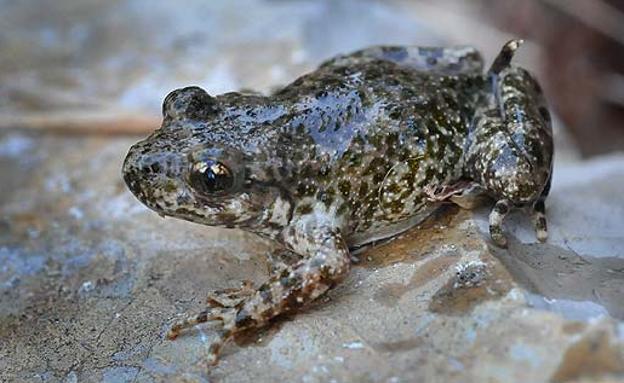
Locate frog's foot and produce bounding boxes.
[533,199,548,242]
[488,39,523,75]
[489,199,511,247]
[165,280,255,365]
[166,282,252,342]
[167,220,351,366]
[167,280,255,334]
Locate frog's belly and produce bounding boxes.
[346,203,441,250]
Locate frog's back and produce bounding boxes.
[271,48,485,241]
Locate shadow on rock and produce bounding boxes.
[492,237,624,320]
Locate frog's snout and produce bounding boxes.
[122,143,151,201]
[122,141,185,207]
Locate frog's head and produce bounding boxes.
[467,70,554,206]
[122,86,288,231]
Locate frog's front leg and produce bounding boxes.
[166,218,351,365]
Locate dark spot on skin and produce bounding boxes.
[389,109,401,120]
[364,157,386,176]
[358,183,369,198]
[284,289,307,309]
[300,165,315,178]
[149,163,161,173]
[495,201,509,215]
[338,181,351,196]
[319,265,335,281]
[296,204,312,215]
[278,166,289,178]
[296,182,315,197]
[372,172,385,184]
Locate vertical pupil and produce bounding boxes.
[204,167,217,188]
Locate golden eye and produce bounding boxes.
[189,159,234,194]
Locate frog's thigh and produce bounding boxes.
[357,45,484,75]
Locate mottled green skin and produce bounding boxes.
[122,41,553,365]
[277,57,491,233]
[123,46,488,243]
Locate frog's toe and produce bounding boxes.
[166,306,235,340]
[205,329,232,367]
[206,280,255,307]
[489,199,511,248]
[490,229,508,247]
[490,227,508,248]
[533,199,548,242]
[536,228,548,243]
